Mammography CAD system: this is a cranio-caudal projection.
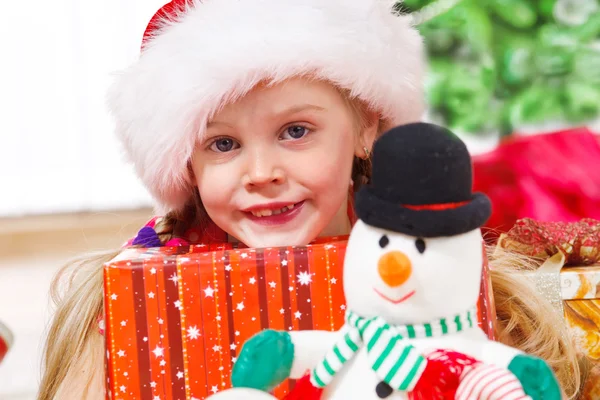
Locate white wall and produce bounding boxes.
[0,0,171,217]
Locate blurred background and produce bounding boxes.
[0,1,165,398]
[0,0,598,398]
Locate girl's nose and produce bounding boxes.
[377,251,412,287]
[243,150,285,188]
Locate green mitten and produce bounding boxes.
[231,330,294,392]
[508,354,562,400]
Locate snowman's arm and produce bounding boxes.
[288,330,344,379]
[480,340,523,368]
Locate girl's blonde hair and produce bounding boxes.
[39,93,584,399]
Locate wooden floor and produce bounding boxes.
[0,209,153,399]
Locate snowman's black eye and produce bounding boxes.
[379,235,389,248]
[415,238,426,254]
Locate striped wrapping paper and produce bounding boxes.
[103,241,496,400]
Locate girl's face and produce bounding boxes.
[191,78,375,248]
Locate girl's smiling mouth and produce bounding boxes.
[243,201,306,225]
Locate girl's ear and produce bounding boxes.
[355,111,380,159]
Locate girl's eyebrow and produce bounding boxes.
[207,104,326,128]
[206,120,234,129]
[275,103,326,117]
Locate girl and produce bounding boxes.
[38,0,583,399]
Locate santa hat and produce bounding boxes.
[108,0,425,214]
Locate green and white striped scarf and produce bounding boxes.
[310,307,477,392]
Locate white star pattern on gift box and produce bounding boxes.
[211,385,219,394]
[150,267,157,274]
[269,281,276,288]
[120,320,127,327]
[150,382,157,388]
[111,294,118,300]
[249,277,256,284]
[169,274,179,285]
[174,300,183,310]
[187,326,201,340]
[213,345,222,352]
[330,278,337,284]
[148,292,155,299]
[152,346,164,358]
[230,343,237,350]
[236,302,244,311]
[204,286,215,297]
[225,264,232,271]
[294,311,302,320]
[177,371,184,379]
[117,350,126,357]
[297,271,312,285]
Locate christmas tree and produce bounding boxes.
[402,0,600,137]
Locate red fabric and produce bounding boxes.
[404,200,469,211]
[472,128,600,240]
[283,375,323,400]
[409,350,480,400]
[0,339,7,364]
[142,0,191,48]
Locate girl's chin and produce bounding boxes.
[234,220,318,248]
[239,230,315,249]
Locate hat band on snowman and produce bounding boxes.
[403,200,470,211]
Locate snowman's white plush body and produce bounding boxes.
[286,220,522,399]
[209,220,524,400]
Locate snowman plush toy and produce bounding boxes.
[208,123,561,400]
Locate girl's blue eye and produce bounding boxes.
[210,138,239,152]
[282,125,310,140]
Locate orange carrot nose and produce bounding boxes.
[377,251,412,287]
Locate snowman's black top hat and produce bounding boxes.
[355,123,491,238]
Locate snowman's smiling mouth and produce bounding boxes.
[373,288,416,304]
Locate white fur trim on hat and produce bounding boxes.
[108,0,425,214]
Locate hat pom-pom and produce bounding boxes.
[409,350,479,400]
